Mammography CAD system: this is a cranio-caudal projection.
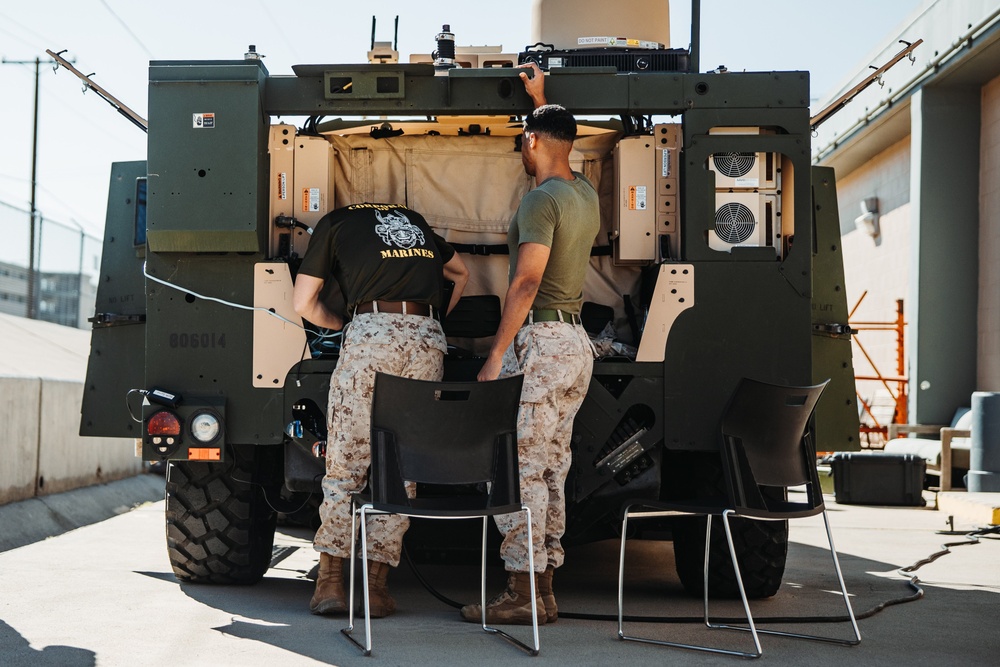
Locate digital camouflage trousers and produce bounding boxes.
[496,321,594,573]
[313,312,446,566]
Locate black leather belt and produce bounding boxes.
[355,300,431,317]
[524,308,580,326]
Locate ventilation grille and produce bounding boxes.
[715,202,757,244]
[712,152,757,178]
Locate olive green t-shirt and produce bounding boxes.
[508,172,600,315]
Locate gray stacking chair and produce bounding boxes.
[342,372,539,657]
[617,378,860,658]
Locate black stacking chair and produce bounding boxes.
[617,378,860,659]
[342,372,539,657]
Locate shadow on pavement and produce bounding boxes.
[0,619,96,667]
[135,532,1000,665]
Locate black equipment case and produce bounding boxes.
[829,453,927,506]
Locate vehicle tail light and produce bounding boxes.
[189,411,222,443]
[147,410,182,437]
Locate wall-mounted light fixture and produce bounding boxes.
[854,196,880,242]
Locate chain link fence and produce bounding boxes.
[0,199,103,329]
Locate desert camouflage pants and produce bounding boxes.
[495,321,593,573]
[314,313,446,566]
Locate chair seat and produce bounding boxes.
[625,496,729,516]
[627,495,824,521]
[355,492,524,518]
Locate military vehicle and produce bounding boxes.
[77,0,859,598]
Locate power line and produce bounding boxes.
[0,11,57,51]
[254,0,303,62]
[0,24,40,52]
[98,0,155,59]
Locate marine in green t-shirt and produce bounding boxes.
[462,64,599,628]
[508,172,600,315]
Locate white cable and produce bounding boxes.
[125,388,147,423]
[141,261,340,339]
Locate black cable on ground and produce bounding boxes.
[401,526,1000,624]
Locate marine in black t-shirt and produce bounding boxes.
[297,203,456,314]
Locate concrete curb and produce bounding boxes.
[0,473,166,552]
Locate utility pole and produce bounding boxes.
[2,55,67,319]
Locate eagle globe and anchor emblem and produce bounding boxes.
[374,209,425,249]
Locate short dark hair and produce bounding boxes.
[523,104,577,143]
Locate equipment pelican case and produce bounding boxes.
[830,453,927,507]
[78,3,859,598]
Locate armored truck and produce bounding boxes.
[79,1,858,598]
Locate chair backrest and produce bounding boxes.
[370,372,524,510]
[719,378,829,514]
[951,407,972,430]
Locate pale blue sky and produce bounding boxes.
[0,0,924,264]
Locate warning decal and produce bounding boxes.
[628,185,647,211]
[303,187,321,212]
[278,173,287,200]
[192,113,215,129]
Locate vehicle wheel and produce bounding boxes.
[663,450,787,599]
[165,448,278,584]
[672,514,788,599]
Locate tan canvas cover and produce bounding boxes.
[325,132,643,348]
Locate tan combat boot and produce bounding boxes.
[309,553,347,615]
[459,571,545,625]
[367,560,397,618]
[538,565,557,623]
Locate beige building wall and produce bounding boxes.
[836,137,912,433]
[980,74,1000,391]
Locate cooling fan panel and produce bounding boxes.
[711,152,757,178]
[708,192,777,253]
[714,201,757,244]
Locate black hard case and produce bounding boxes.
[829,453,927,506]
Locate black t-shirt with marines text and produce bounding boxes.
[297,203,456,314]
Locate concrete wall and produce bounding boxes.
[980,74,1000,391]
[837,137,911,236]
[0,376,140,505]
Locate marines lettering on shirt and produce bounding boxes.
[296,203,456,314]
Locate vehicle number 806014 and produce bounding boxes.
[169,332,226,349]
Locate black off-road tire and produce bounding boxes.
[165,450,278,584]
[662,450,787,599]
[672,514,788,599]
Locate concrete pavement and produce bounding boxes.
[0,478,998,665]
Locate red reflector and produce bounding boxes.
[147,410,181,436]
[188,448,221,461]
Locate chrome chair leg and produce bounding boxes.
[616,508,629,639]
[714,511,861,648]
[341,502,374,656]
[819,511,862,644]
[709,510,763,658]
[481,506,540,655]
[479,515,488,631]
[618,509,762,658]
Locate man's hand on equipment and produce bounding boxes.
[477,354,503,382]
[518,62,546,108]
